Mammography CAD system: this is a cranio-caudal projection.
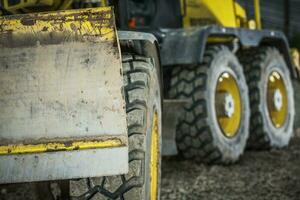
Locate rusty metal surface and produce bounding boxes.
[0,8,128,183]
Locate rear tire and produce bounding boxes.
[239,47,295,149]
[37,54,162,200]
[168,45,250,164]
[71,54,162,200]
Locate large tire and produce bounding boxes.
[168,45,250,164]
[37,54,162,200]
[239,47,295,149]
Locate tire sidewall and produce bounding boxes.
[206,48,250,161]
[144,61,162,200]
[259,49,295,147]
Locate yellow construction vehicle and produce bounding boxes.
[0,0,296,199]
[160,0,295,163]
[116,0,295,163]
[0,1,162,200]
[155,0,295,163]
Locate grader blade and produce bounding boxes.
[0,8,128,184]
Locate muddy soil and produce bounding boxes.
[161,130,300,200]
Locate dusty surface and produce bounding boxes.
[161,129,300,200]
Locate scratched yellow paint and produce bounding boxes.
[0,7,122,156]
[0,139,124,155]
[0,7,115,41]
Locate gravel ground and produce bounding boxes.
[161,129,300,200]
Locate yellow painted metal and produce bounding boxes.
[0,139,124,155]
[248,19,257,30]
[2,0,73,13]
[207,37,235,44]
[101,0,108,6]
[180,0,186,16]
[254,0,262,29]
[3,0,50,10]
[234,2,247,27]
[181,0,247,28]
[291,48,300,73]
[215,72,242,138]
[267,71,288,128]
[0,7,114,42]
[150,112,159,200]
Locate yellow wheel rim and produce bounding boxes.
[267,71,288,128]
[215,72,242,138]
[150,112,159,200]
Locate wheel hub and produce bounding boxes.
[215,72,242,138]
[224,93,235,118]
[267,71,288,128]
[216,92,235,118]
[270,89,283,111]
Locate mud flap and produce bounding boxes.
[0,8,128,184]
[162,100,189,156]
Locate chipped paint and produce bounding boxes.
[0,137,125,155]
[0,7,116,47]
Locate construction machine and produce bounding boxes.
[159,0,295,163]
[155,0,296,163]
[0,1,162,200]
[0,0,297,199]
[115,0,296,163]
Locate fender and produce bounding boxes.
[118,31,179,155]
[160,25,297,78]
[118,31,164,100]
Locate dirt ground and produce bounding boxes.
[161,129,300,200]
